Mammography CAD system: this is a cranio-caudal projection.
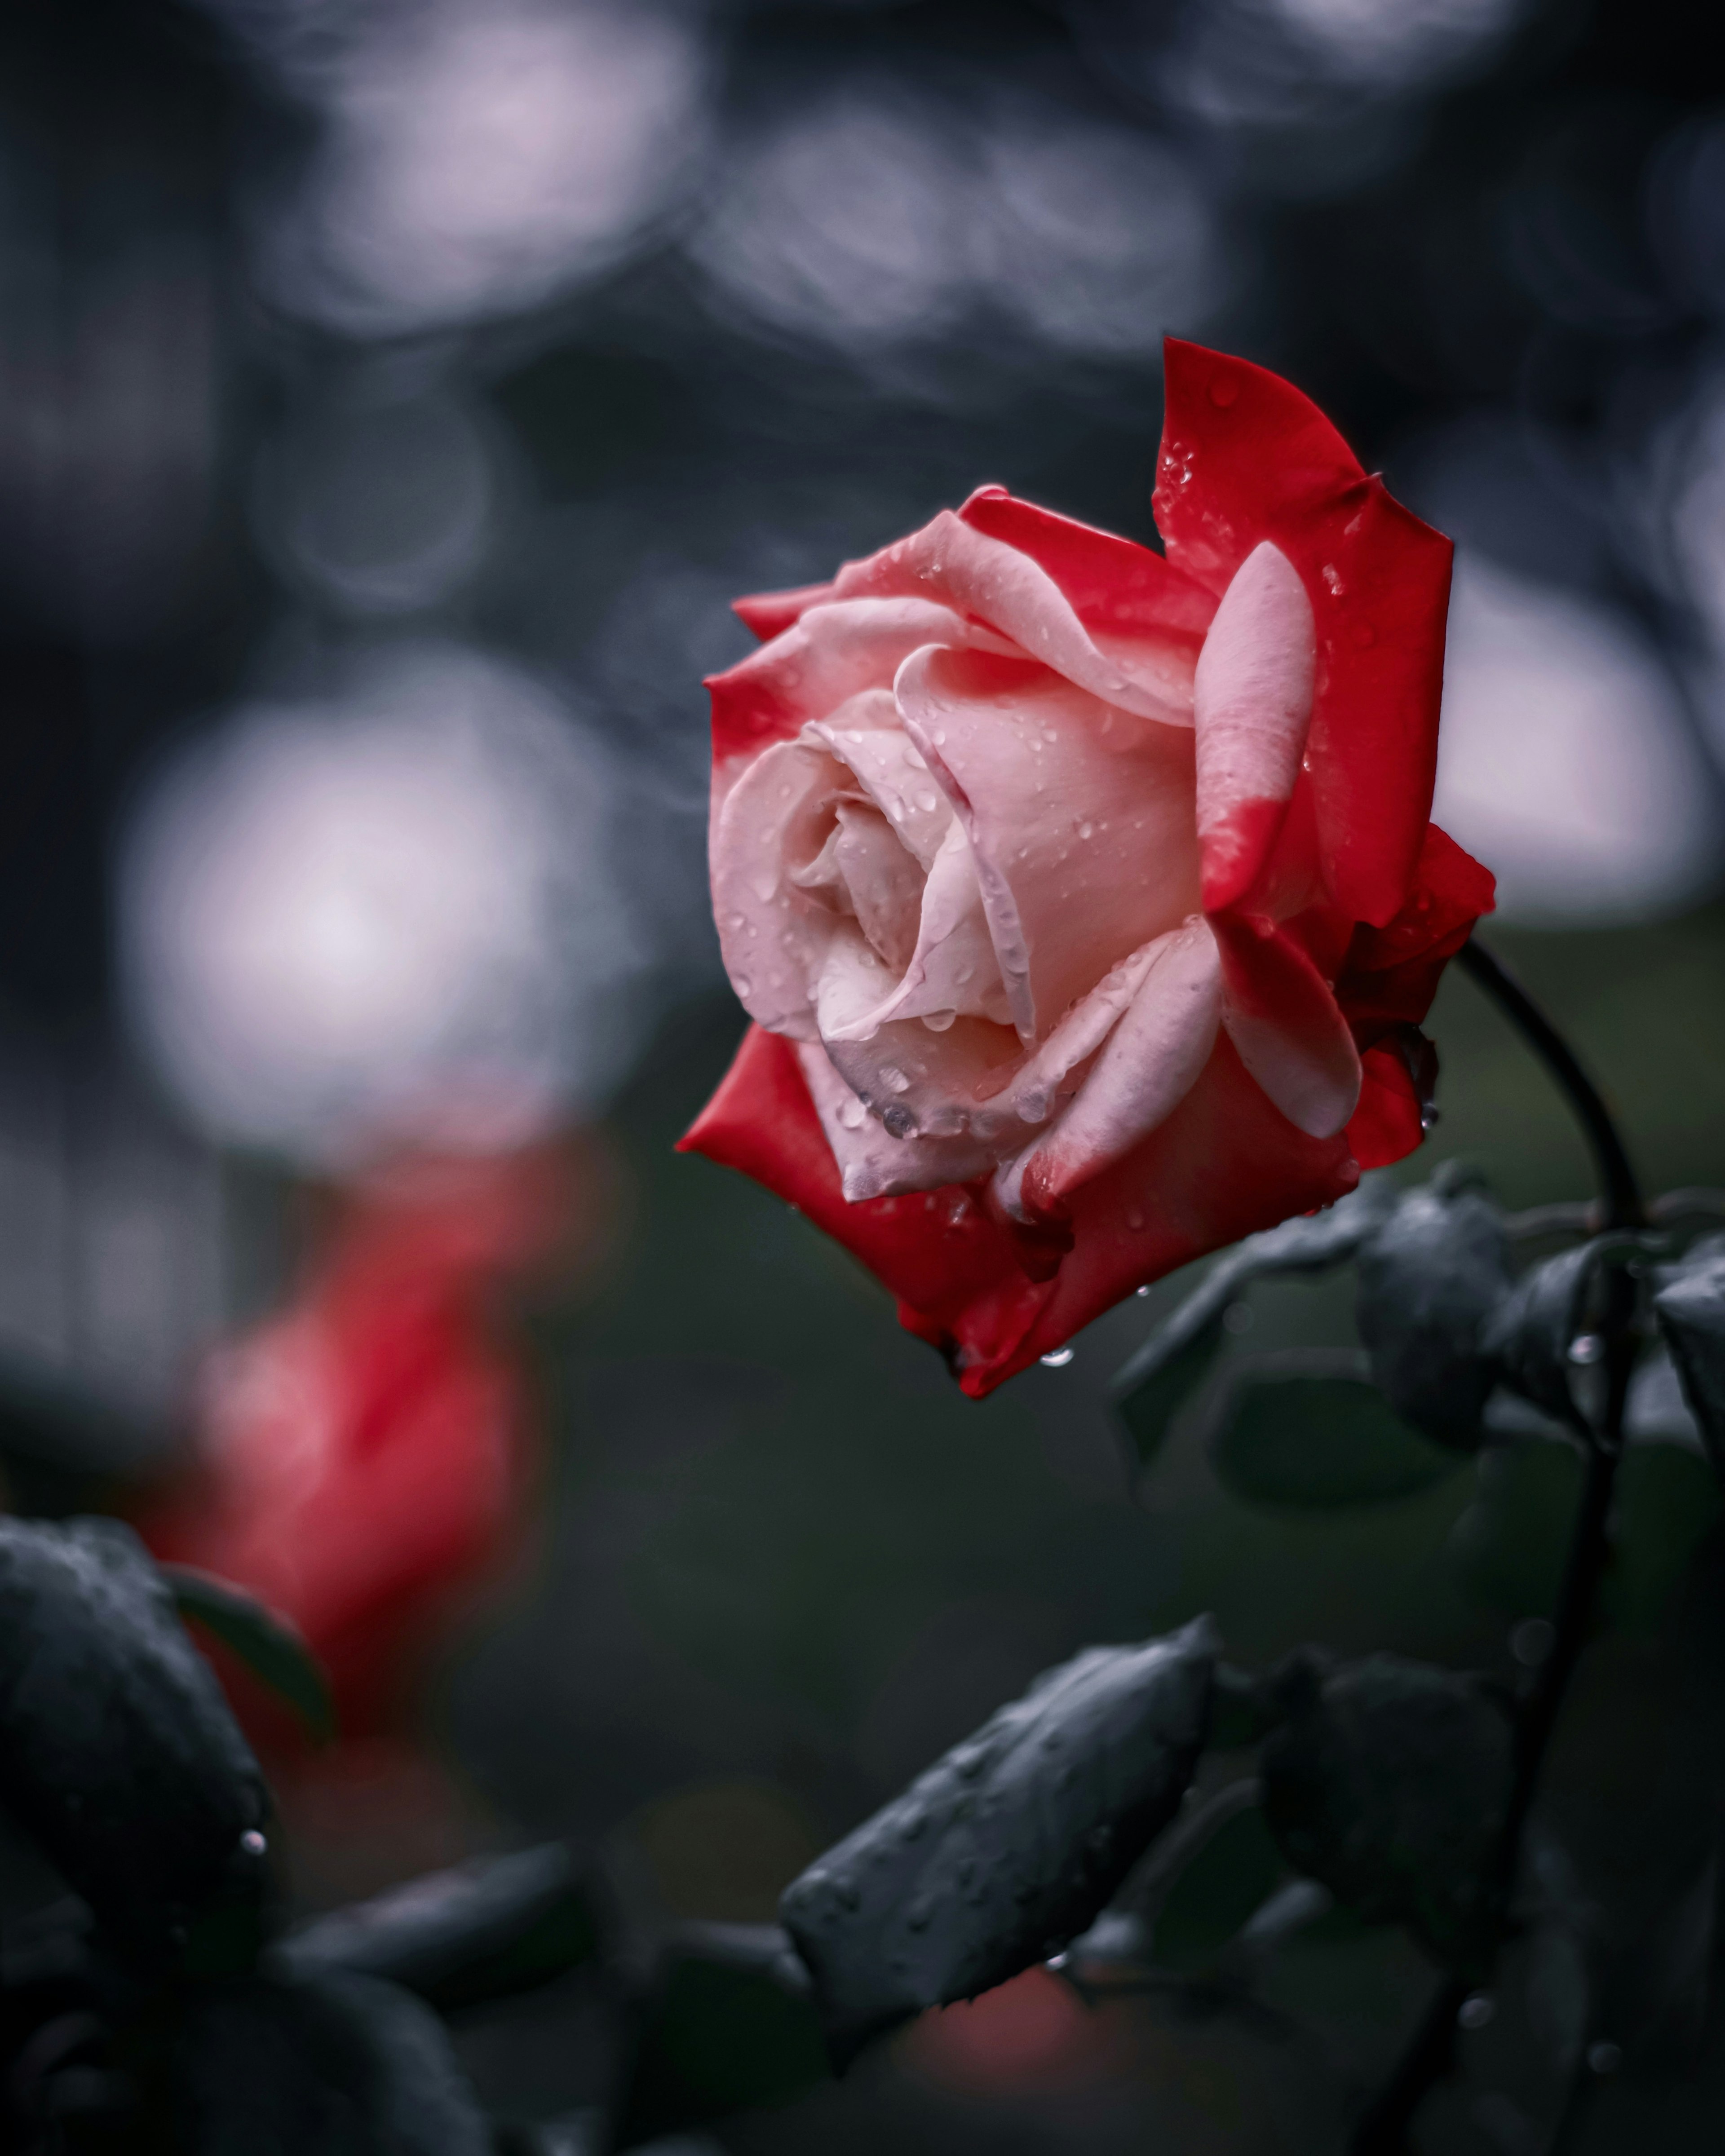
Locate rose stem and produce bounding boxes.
[1350,935,1645,2156]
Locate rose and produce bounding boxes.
[681,339,1493,1397]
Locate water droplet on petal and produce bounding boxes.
[1126,1210,1146,1230]
[1040,1347,1075,1368]
[1208,371,1240,407]
[882,1065,911,1094]
[240,1829,267,1856]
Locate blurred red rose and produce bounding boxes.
[681,338,1493,1397]
[143,1144,587,1740]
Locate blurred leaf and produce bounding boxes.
[0,1517,269,1973]
[1203,1352,1466,1511]
[167,1566,336,1747]
[780,1617,1217,2068]
[1603,1443,1725,1634]
[1152,1803,1285,1970]
[1354,1174,1512,1448]
[1260,1651,1513,1976]
[1609,1847,1718,2074]
[615,1920,826,2145]
[1113,1186,1395,1470]
[1449,1436,1582,1619]
[1655,1246,1725,1479]
[277,1845,601,2014]
[172,1970,490,2155]
[1525,1913,1589,2082]
[1483,1239,1614,1431]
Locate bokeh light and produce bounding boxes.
[119,641,645,1165]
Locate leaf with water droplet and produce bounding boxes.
[167,1565,335,1745]
[779,1619,1218,2068]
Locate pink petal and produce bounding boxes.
[825,820,1009,1038]
[956,486,1217,642]
[796,1042,995,1201]
[1214,915,1362,1138]
[895,644,1200,1043]
[819,1007,1026,1144]
[832,511,1197,728]
[803,701,953,870]
[1001,918,1222,1220]
[710,737,850,1040]
[791,802,924,972]
[707,596,1006,787]
[1193,541,1317,915]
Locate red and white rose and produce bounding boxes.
[681,339,1493,1396]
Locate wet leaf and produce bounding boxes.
[1204,1352,1465,1511]
[0,1518,269,1972]
[276,1844,601,2013]
[1260,1651,1513,1976]
[1355,1176,1512,1448]
[1655,1246,1725,1479]
[615,1920,826,2144]
[172,1971,491,2155]
[1113,1186,1394,1469]
[167,1567,336,1747]
[780,1617,1217,2068]
[1484,1240,1611,1431]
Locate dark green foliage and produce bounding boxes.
[1260,1652,1513,1976]
[0,1517,269,1972]
[614,1921,827,2146]
[1483,1240,1608,1431]
[1655,1245,1725,1478]
[1113,1186,1394,1468]
[1151,1803,1285,1970]
[166,1567,337,1747]
[1355,1175,1512,1447]
[1449,1436,1582,1618]
[1204,1352,1466,1511]
[780,1617,1217,2068]
[276,1845,602,2014]
[1207,1661,1282,1749]
[170,1972,491,2156]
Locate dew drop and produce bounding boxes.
[882,1065,911,1094]
[1208,371,1240,408]
[1321,564,1345,597]
[1040,1347,1075,1368]
[1136,1285,1152,1298]
[1568,1332,1605,1366]
[240,1829,268,1856]
[730,976,751,998]
[839,1096,867,1130]
[923,1009,957,1032]
[1126,1209,1146,1230]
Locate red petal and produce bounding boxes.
[732,582,836,642]
[956,486,1215,642]
[1337,821,1496,1045]
[1346,1043,1426,1172]
[679,1024,1053,1380]
[1155,339,1453,927]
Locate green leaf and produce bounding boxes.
[277,1844,601,2013]
[166,1565,336,1746]
[0,1519,269,1974]
[1203,1352,1467,1511]
[1207,1661,1281,1749]
[1113,1185,1395,1471]
[1603,1443,1725,1635]
[1448,1436,1581,1619]
[780,1617,1218,2068]
[615,1921,827,2145]
[1354,1175,1511,1448]
[1260,1651,1513,1977]
[1484,1237,1619,1431]
[1655,1243,1725,1480]
[1152,1803,1285,1970]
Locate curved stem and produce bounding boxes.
[1352,936,1645,2156]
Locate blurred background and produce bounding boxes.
[3,0,1725,2147]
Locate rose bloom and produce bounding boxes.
[681,340,1493,1397]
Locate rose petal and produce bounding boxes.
[711,736,851,1039]
[1154,338,1452,927]
[825,820,1010,1038]
[832,511,1197,729]
[678,1024,1053,1380]
[791,802,924,972]
[1003,918,1222,1220]
[708,596,1009,785]
[797,1042,995,1201]
[957,486,1217,642]
[820,1007,1027,1144]
[895,644,1201,1042]
[1214,915,1362,1139]
[733,582,836,642]
[804,701,953,870]
[1193,541,1316,915]
[1336,821,1496,1044]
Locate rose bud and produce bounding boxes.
[681,339,1494,1397]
